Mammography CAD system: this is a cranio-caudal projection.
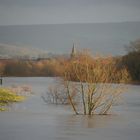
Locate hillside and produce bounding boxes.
[0,22,140,55]
[0,44,48,59]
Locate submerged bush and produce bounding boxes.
[61,51,130,115]
[43,51,130,115]
[0,88,25,111]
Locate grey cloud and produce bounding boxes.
[0,0,140,25]
[1,0,140,7]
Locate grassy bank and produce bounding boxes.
[0,88,25,111]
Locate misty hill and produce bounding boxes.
[0,44,48,59]
[0,22,140,55]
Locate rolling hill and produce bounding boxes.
[0,44,48,59]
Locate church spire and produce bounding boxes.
[71,43,76,58]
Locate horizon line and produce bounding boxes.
[0,20,140,26]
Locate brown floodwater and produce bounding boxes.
[0,77,140,140]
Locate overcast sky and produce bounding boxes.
[0,0,140,25]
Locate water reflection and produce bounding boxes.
[48,114,123,140]
[55,114,118,129]
[0,77,140,140]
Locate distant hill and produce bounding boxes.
[0,22,140,55]
[0,44,48,59]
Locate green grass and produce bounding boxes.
[0,88,25,111]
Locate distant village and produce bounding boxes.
[0,44,76,61]
[0,54,50,61]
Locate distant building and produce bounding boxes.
[71,43,76,58]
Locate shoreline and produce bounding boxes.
[1,76,140,85]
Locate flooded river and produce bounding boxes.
[0,77,140,140]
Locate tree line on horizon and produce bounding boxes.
[122,39,140,83]
[0,39,140,83]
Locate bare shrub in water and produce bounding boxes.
[8,85,32,96]
[42,80,77,106]
[62,50,130,115]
